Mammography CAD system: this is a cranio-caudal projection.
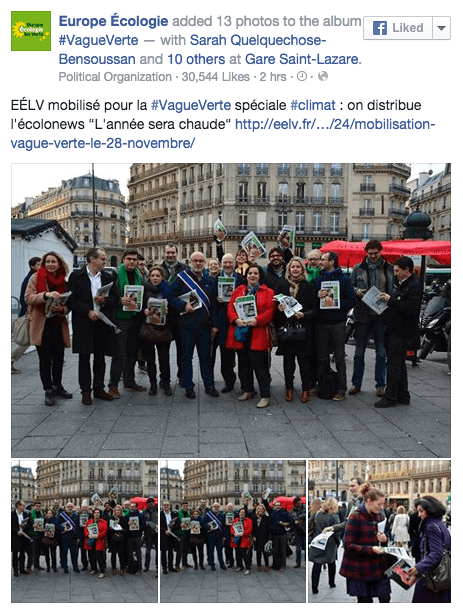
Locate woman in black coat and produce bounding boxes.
[274,257,318,403]
[252,503,272,572]
[107,504,127,575]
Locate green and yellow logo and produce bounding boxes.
[11,11,51,51]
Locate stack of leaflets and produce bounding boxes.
[274,293,303,317]
[218,277,235,302]
[225,512,235,526]
[234,295,257,321]
[45,291,72,318]
[122,285,144,311]
[278,225,295,251]
[262,488,272,500]
[109,519,123,531]
[44,524,55,538]
[33,518,44,532]
[190,520,201,535]
[361,285,389,315]
[384,552,417,589]
[310,531,334,550]
[233,521,244,536]
[320,281,340,309]
[128,516,140,531]
[79,513,88,527]
[96,281,113,298]
[146,297,168,325]
[87,523,99,538]
[214,218,227,242]
[241,230,266,259]
[207,520,219,532]
[181,517,191,530]
[179,290,202,314]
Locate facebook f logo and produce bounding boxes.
[373,21,387,35]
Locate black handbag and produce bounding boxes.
[139,322,172,344]
[423,524,451,593]
[276,318,308,343]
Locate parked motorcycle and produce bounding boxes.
[419,281,451,360]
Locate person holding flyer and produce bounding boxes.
[68,248,120,405]
[108,248,146,398]
[309,497,341,594]
[226,265,275,408]
[406,496,451,603]
[313,252,355,401]
[274,257,318,403]
[230,508,253,575]
[25,251,72,407]
[141,265,173,396]
[168,251,220,399]
[84,508,108,578]
[339,483,390,602]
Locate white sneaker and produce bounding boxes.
[98,572,105,578]
[256,397,270,408]
[244,570,251,575]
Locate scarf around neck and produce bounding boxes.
[36,266,66,294]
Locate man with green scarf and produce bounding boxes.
[305,249,322,283]
[108,249,146,398]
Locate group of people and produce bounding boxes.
[14,238,421,410]
[160,496,305,575]
[11,498,157,578]
[308,478,451,603]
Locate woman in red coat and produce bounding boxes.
[230,508,253,575]
[339,483,390,602]
[226,265,275,408]
[84,508,108,578]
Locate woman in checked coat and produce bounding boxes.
[339,483,391,602]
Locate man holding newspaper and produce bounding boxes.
[68,248,120,405]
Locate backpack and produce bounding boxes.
[318,369,338,399]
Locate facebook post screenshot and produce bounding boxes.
[6,0,457,605]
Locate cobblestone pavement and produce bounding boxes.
[11,345,450,459]
[11,549,157,603]
[160,550,306,603]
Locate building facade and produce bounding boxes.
[159,466,183,509]
[11,464,36,505]
[407,164,451,241]
[307,460,367,501]
[35,460,157,508]
[183,460,306,508]
[18,173,127,267]
[126,163,415,262]
[368,459,451,509]
[307,459,451,509]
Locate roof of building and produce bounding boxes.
[11,218,77,252]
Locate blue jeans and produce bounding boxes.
[352,317,386,389]
[179,327,214,390]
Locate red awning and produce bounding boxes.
[321,240,451,267]
[270,496,306,511]
[130,496,157,510]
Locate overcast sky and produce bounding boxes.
[11,162,446,206]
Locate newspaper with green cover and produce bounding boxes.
[218,276,235,302]
[234,295,257,321]
[146,297,168,325]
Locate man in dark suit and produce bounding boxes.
[160,501,179,574]
[11,501,32,576]
[68,248,119,405]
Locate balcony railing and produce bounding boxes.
[359,208,375,216]
[389,184,411,196]
[388,208,407,218]
[360,183,376,192]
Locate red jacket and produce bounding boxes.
[84,518,108,551]
[230,516,253,549]
[226,284,275,351]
